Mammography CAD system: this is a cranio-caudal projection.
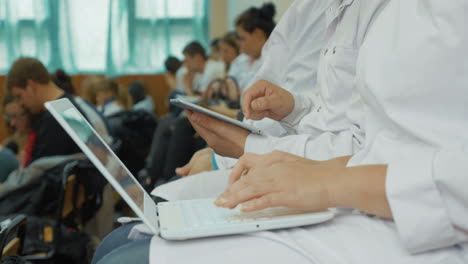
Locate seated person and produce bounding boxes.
[168,3,277,179]
[93,1,468,263]
[176,0,329,176]
[2,93,32,167]
[203,32,242,119]
[52,70,113,143]
[139,41,225,187]
[182,41,225,96]
[80,75,104,106]
[6,57,86,166]
[208,38,221,61]
[128,81,155,114]
[51,68,76,94]
[220,32,240,74]
[95,78,125,117]
[163,56,185,117]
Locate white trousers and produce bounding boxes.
[149,213,466,264]
[149,171,467,264]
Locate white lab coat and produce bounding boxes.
[152,0,383,195]
[345,0,468,255]
[243,0,390,161]
[148,1,468,262]
[213,0,331,169]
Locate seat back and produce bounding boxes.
[0,215,27,258]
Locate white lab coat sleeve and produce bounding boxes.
[244,130,354,161]
[386,146,468,254]
[213,153,238,170]
[358,0,468,254]
[279,93,317,134]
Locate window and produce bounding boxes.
[0,0,208,75]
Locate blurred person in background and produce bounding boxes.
[96,78,126,117]
[53,71,112,142]
[164,56,185,117]
[128,80,155,114]
[183,41,225,96]
[209,39,221,61]
[6,58,85,165]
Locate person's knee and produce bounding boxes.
[96,239,150,264]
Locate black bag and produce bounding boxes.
[107,110,157,174]
[22,216,91,264]
[0,256,27,264]
[0,159,105,221]
[0,161,68,216]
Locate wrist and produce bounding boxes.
[233,132,249,158]
[328,165,390,216]
[325,166,349,208]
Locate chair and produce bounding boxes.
[24,159,106,263]
[0,215,27,258]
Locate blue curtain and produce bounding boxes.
[0,0,209,76]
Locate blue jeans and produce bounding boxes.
[92,223,151,264]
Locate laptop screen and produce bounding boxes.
[59,106,145,211]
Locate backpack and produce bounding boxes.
[107,110,157,175]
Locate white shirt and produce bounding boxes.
[347,0,468,255]
[175,66,188,93]
[195,60,226,93]
[98,99,124,117]
[228,54,262,93]
[132,96,154,114]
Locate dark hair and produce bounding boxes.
[6,57,50,91]
[210,39,220,50]
[2,93,15,108]
[128,80,147,105]
[4,141,19,155]
[164,56,182,74]
[182,41,207,60]
[235,3,276,37]
[52,69,75,94]
[221,32,240,55]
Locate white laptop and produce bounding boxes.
[45,98,334,240]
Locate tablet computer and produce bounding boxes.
[170,98,263,135]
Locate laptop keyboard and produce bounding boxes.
[180,199,308,228]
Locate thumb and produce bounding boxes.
[250,96,275,113]
[176,162,191,176]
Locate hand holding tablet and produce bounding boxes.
[170,99,264,135]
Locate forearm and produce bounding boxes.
[330,164,392,219]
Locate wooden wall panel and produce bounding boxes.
[0,74,170,143]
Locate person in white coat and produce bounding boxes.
[175,0,332,177]
[173,0,386,189]
[92,1,468,263]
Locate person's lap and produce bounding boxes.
[92,222,150,264]
[148,214,465,264]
